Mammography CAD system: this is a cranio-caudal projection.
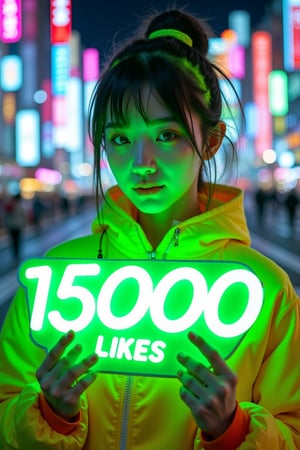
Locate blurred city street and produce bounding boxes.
[1,198,299,329]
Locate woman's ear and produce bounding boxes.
[204,121,226,160]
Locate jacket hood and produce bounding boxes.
[91,183,251,259]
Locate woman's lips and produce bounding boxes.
[134,186,164,195]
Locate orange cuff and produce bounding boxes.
[39,393,81,435]
[201,402,250,450]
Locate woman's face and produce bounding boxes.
[104,87,203,216]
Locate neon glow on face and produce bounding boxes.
[19,258,264,377]
[104,87,202,216]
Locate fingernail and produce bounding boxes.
[89,354,98,363]
[67,330,75,339]
[189,331,196,340]
[189,332,203,344]
[177,352,185,361]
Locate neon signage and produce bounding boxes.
[0,54,22,91]
[51,44,70,96]
[283,0,300,71]
[50,0,71,44]
[252,31,273,156]
[19,259,264,377]
[269,70,289,116]
[83,48,100,82]
[0,0,22,43]
[16,109,40,166]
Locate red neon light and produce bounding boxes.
[41,79,52,123]
[50,0,72,44]
[252,32,273,156]
[292,6,300,69]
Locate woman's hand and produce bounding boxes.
[177,331,237,439]
[36,330,99,420]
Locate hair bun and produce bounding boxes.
[145,9,212,57]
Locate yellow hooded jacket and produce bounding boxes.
[0,184,300,449]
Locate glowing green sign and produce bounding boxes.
[18,259,264,377]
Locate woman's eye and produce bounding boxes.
[111,135,130,145]
[157,130,178,142]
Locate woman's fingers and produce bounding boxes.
[70,370,98,398]
[43,343,83,385]
[35,330,99,419]
[176,332,237,399]
[187,332,236,381]
[58,353,99,391]
[37,330,75,378]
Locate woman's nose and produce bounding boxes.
[132,141,157,175]
[132,165,156,175]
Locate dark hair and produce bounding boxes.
[88,8,242,211]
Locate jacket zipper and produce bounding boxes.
[119,376,133,450]
[119,227,181,448]
[139,226,181,260]
[162,227,180,259]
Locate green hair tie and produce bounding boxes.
[148,29,193,47]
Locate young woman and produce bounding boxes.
[0,8,299,450]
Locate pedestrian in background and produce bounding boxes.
[0,7,299,450]
[284,187,299,231]
[254,187,267,224]
[4,193,27,263]
[32,194,44,230]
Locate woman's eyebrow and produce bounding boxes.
[105,116,178,130]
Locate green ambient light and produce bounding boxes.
[18,258,264,377]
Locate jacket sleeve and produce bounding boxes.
[240,286,300,449]
[0,288,89,450]
[193,285,300,450]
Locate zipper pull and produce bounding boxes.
[148,251,156,259]
[162,227,181,259]
[174,227,180,247]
